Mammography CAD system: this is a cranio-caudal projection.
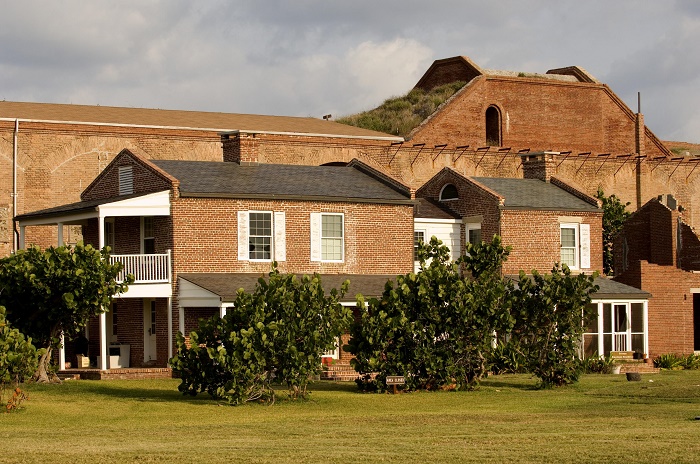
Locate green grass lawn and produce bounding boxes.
[2,371,700,463]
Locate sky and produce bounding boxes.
[1,1,699,142]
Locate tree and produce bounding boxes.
[596,188,631,275]
[347,236,513,391]
[171,266,352,405]
[511,266,598,387]
[0,306,39,411]
[0,243,131,383]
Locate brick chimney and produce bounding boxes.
[221,132,259,164]
[520,151,558,182]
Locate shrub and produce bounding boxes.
[580,354,613,374]
[489,341,527,375]
[171,266,352,405]
[0,306,39,411]
[654,353,684,370]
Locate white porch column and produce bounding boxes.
[597,302,604,358]
[59,332,66,370]
[99,312,107,370]
[179,304,185,337]
[643,300,649,356]
[19,225,25,249]
[57,222,64,246]
[167,297,173,360]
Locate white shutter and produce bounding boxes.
[238,211,249,261]
[579,223,590,269]
[310,213,321,261]
[274,212,286,262]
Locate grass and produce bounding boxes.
[2,371,700,463]
[336,81,466,137]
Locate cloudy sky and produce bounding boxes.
[1,1,699,142]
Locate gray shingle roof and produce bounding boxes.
[153,160,412,203]
[414,197,461,219]
[472,177,599,211]
[178,273,394,303]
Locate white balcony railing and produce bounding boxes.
[110,251,171,284]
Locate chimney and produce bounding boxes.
[520,151,558,182]
[221,132,259,165]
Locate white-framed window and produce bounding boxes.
[237,211,286,262]
[560,222,590,269]
[310,213,344,262]
[439,184,459,201]
[466,223,482,246]
[321,213,344,262]
[414,229,426,261]
[560,223,578,269]
[142,217,155,254]
[248,211,273,260]
[118,165,133,195]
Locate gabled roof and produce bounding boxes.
[151,159,413,204]
[472,177,600,211]
[0,101,402,141]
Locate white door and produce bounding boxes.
[143,300,157,362]
[612,303,630,351]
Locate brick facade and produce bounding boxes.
[614,199,700,355]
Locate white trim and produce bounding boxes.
[580,223,591,269]
[438,183,459,201]
[466,222,482,246]
[411,218,462,224]
[560,223,579,270]
[320,212,344,263]
[310,213,321,262]
[247,210,274,262]
[237,211,249,261]
[274,212,286,262]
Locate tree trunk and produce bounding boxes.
[33,345,62,384]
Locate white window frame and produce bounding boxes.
[141,217,155,254]
[439,184,459,201]
[247,211,274,262]
[321,213,344,263]
[560,223,579,269]
[466,223,482,247]
[414,229,426,262]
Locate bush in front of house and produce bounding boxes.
[0,306,39,411]
[171,266,353,405]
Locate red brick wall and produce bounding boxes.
[500,210,603,275]
[169,197,414,276]
[615,260,699,356]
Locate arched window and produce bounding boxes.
[485,105,501,147]
[439,184,459,201]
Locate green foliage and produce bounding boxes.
[348,236,513,391]
[0,243,132,382]
[579,354,614,374]
[511,266,599,388]
[171,266,352,405]
[654,353,685,370]
[488,341,527,375]
[0,306,39,411]
[596,188,631,275]
[336,81,466,137]
[680,353,700,370]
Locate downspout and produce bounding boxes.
[12,119,18,253]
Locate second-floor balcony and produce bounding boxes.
[109,251,171,284]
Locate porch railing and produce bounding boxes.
[614,333,628,351]
[110,251,171,284]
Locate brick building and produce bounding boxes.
[15,147,414,371]
[415,151,651,358]
[614,197,700,356]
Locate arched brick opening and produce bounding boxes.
[485,105,502,147]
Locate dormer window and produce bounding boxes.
[119,166,133,195]
[439,184,459,201]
